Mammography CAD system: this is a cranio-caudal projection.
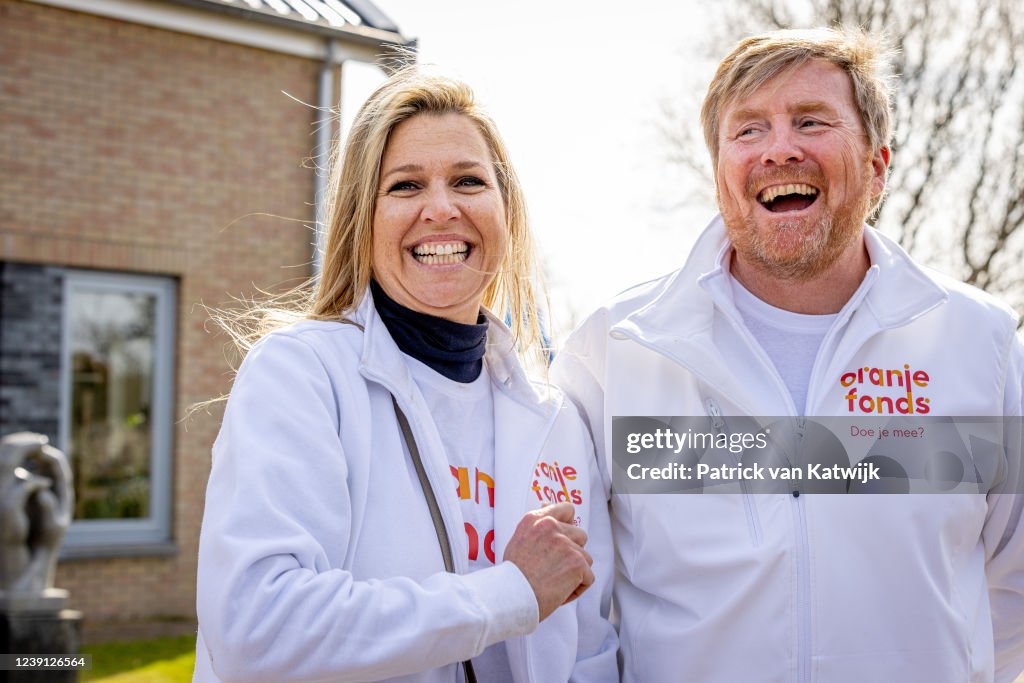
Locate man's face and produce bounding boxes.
[715,59,889,280]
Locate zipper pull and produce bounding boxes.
[705,398,725,429]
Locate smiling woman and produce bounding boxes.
[193,67,617,683]
[372,113,509,324]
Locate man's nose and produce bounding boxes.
[421,186,459,223]
[760,127,804,166]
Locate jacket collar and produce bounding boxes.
[608,215,950,416]
[350,290,560,564]
[615,214,948,345]
[351,291,553,417]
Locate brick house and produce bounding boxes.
[0,0,409,629]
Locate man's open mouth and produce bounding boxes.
[757,183,820,213]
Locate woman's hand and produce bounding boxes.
[502,502,594,621]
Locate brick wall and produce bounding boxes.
[0,262,62,441]
[0,0,329,622]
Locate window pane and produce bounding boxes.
[69,288,156,521]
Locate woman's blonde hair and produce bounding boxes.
[225,66,547,364]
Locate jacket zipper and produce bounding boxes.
[792,491,811,683]
[706,397,762,546]
[614,328,816,679]
[792,416,811,683]
[612,328,771,547]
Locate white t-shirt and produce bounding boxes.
[404,355,514,683]
[730,278,837,415]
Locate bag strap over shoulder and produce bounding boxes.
[391,396,456,573]
[391,395,478,683]
[341,314,477,682]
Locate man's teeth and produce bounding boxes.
[758,183,819,203]
[412,242,469,265]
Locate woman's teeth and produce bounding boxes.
[412,242,469,265]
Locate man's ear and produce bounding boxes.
[871,146,891,197]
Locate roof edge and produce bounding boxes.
[24,0,415,62]
[162,0,413,48]
[339,0,399,33]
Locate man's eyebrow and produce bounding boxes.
[791,101,840,116]
[724,101,840,125]
[722,107,763,125]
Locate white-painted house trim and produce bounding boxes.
[26,0,394,62]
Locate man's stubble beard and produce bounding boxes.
[720,164,875,282]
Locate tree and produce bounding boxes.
[666,0,1024,313]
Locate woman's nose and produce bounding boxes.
[421,187,459,223]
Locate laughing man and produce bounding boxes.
[554,27,1024,682]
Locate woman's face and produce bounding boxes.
[372,113,508,324]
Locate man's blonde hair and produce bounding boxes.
[701,27,895,167]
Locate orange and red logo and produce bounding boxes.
[451,465,497,563]
[840,364,932,414]
[531,459,584,507]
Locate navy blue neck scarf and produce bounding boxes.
[370,280,488,383]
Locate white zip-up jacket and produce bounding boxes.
[553,216,1024,683]
[194,294,617,683]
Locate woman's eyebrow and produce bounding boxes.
[381,160,486,181]
[380,163,423,181]
[452,160,485,170]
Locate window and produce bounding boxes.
[59,270,176,553]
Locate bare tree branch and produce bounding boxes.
[663,0,1024,320]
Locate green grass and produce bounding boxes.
[80,633,195,683]
[69,634,1024,682]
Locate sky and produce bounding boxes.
[342,1,722,338]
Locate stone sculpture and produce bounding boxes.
[0,432,73,597]
[1,433,80,680]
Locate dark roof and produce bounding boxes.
[167,0,411,45]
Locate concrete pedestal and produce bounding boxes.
[0,603,82,683]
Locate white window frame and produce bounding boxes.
[58,269,176,553]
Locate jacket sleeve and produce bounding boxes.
[567,406,620,683]
[988,334,1024,683]
[551,310,612,496]
[196,332,538,683]
[551,313,620,681]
